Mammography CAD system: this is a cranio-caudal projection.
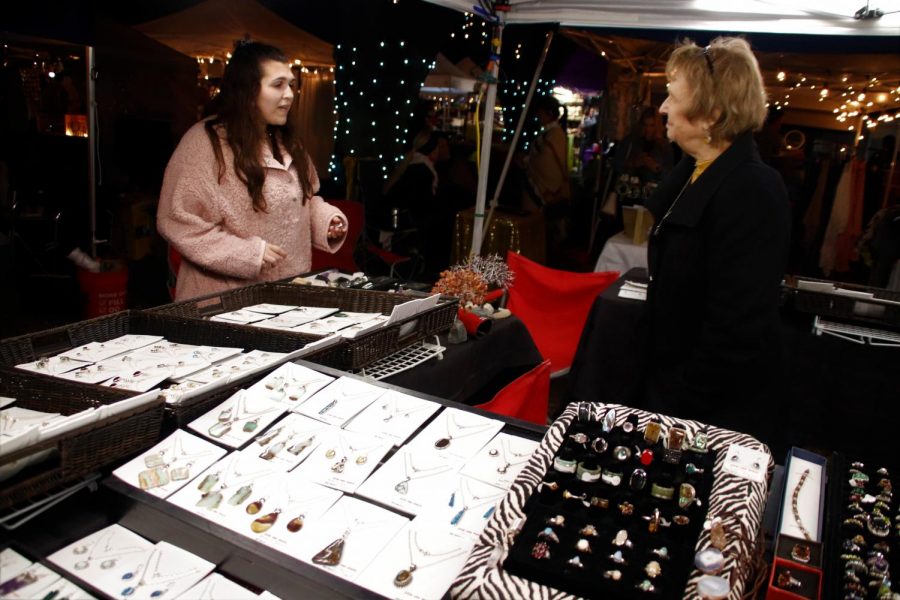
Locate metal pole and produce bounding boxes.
[470,14,504,260]
[87,46,98,259]
[478,30,555,254]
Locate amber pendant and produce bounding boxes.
[228,485,253,506]
[312,537,345,566]
[246,497,265,514]
[434,437,451,450]
[208,421,232,438]
[288,436,314,455]
[243,418,259,433]
[260,441,286,461]
[251,509,281,534]
[287,514,305,532]
[394,565,417,587]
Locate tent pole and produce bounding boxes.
[87,45,99,259]
[470,14,504,260]
[477,30,555,255]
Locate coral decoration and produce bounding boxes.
[431,254,513,306]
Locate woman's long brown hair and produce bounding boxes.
[203,41,314,211]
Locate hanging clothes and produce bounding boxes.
[820,158,866,275]
[802,157,831,247]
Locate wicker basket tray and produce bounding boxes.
[785,276,900,328]
[0,311,343,429]
[148,282,459,369]
[0,369,164,510]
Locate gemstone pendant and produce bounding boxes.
[74,561,89,570]
[288,437,314,455]
[138,466,170,490]
[355,454,368,465]
[208,421,232,438]
[483,505,495,519]
[450,508,466,525]
[229,485,253,506]
[312,537,345,566]
[217,406,233,422]
[260,441,286,461]
[256,427,282,446]
[251,510,281,534]
[287,514,305,532]
[497,464,509,474]
[122,586,135,596]
[196,491,223,509]
[395,479,410,494]
[197,473,219,493]
[434,437,451,450]
[488,448,499,456]
[246,497,265,514]
[331,457,347,473]
[143,453,164,468]
[243,418,259,433]
[325,448,336,459]
[101,559,116,569]
[449,492,455,507]
[393,566,416,587]
[169,465,191,481]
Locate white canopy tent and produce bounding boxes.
[423,0,900,256]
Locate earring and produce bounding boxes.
[704,131,712,144]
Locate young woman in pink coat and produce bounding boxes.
[157,42,347,300]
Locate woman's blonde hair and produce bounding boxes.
[665,36,767,145]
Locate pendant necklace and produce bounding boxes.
[380,397,432,423]
[652,177,692,236]
[393,530,469,588]
[319,384,379,418]
[394,452,453,495]
[207,391,278,438]
[0,565,57,596]
[195,454,272,510]
[434,413,495,450]
[491,438,532,474]
[259,429,296,461]
[120,547,205,598]
[255,426,284,447]
[70,528,145,572]
[326,434,381,473]
[448,479,505,526]
[311,509,392,567]
[251,484,335,535]
[138,435,216,490]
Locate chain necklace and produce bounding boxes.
[311,506,392,567]
[258,429,296,461]
[138,434,217,490]
[195,454,273,510]
[393,530,469,588]
[251,482,335,535]
[490,438,532,474]
[394,451,454,495]
[120,547,205,598]
[319,382,380,418]
[208,391,279,438]
[380,396,432,423]
[652,178,692,237]
[70,528,145,571]
[448,479,505,525]
[325,434,381,473]
[434,412,495,450]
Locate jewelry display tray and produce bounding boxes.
[449,402,773,600]
[97,363,544,600]
[148,281,459,370]
[0,310,340,430]
[0,368,163,511]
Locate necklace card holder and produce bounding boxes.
[0,561,63,599]
[15,355,91,377]
[1,548,32,577]
[238,412,330,470]
[108,540,213,600]
[58,334,165,363]
[210,309,272,324]
[243,303,302,316]
[295,495,409,583]
[167,451,282,520]
[179,573,259,600]
[296,376,385,427]
[113,430,226,499]
[0,406,64,438]
[418,474,507,540]
[460,432,540,490]
[343,389,441,446]
[223,471,342,558]
[246,362,335,409]
[188,389,286,449]
[356,516,476,600]
[405,407,505,462]
[47,523,154,592]
[356,446,463,515]
[177,350,288,386]
[291,428,392,493]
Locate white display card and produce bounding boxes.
[187,345,245,364]
[295,376,384,427]
[188,389,286,448]
[291,428,392,493]
[356,517,476,600]
[220,470,342,557]
[58,334,164,362]
[0,548,32,578]
[333,311,383,324]
[356,445,463,515]
[779,457,824,542]
[244,303,300,315]
[159,379,221,406]
[417,474,507,540]
[0,406,64,437]
[123,341,198,361]
[722,443,769,484]
[15,355,91,376]
[343,389,441,446]
[339,315,389,338]
[294,315,360,335]
[179,572,259,599]
[43,578,97,599]
[0,396,15,409]
[1,562,62,599]
[404,407,504,462]
[181,350,287,384]
[246,362,335,409]
[47,524,154,595]
[210,309,271,324]
[56,358,145,385]
[283,306,341,321]
[238,413,331,470]
[107,540,213,600]
[112,430,226,498]
[99,361,176,392]
[167,451,283,521]
[294,496,408,582]
[459,432,540,490]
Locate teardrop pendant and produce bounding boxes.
[288,436,314,455]
[228,485,253,506]
[197,472,219,493]
[325,448,336,459]
[450,507,467,526]
[246,497,265,514]
[312,537,345,566]
[483,505,496,519]
[243,418,259,433]
[287,514,305,532]
[395,478,410,494]
[250,509,281,534]
[208,421,232,438]
[260,441,286,460]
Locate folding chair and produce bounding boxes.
[505,251,619,377]
[475,360,551,426]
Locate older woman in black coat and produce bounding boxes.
[643,37,790,440]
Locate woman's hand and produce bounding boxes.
[327,216,347,241]
[262,242,287,269]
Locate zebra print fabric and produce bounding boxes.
[449,402,772,599]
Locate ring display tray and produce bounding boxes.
[355,338,446,381]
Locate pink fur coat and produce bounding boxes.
[157,121,346,300]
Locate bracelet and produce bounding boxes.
[576,462,602,482]
[553,456,577,473]
[791,468,813,541]
[650,483,674,500]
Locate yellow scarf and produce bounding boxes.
[691,158,715,183]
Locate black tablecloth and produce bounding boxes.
[383,315,543,406]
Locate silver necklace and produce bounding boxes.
[393,530,469,588]
[71,528,145,571]
[449,479,505,526]
[434,413,495,450]
[394,452,453,494]
[652,178,692,236]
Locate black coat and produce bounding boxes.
[643,131,790,432]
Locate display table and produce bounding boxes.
[594,231,648,273]
[451,206,546,264]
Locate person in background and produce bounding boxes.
[157,41,346,300]
[614,106,674,185]
[643,37,790,445]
